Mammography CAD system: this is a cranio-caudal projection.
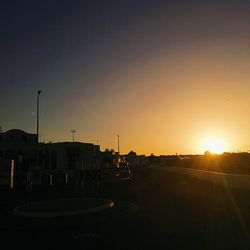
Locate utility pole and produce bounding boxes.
[117,134,120,154]
[71,129,76,142]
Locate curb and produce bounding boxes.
[13,198,114,218]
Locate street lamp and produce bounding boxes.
[117,134,120,154]
[27,90,42,200]
[33,90,42,186]
[117,134,120,168]
[36,90,42,161]
[37,90,42,143]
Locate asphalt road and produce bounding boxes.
[2,166,250,250]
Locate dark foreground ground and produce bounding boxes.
[1,166,250,250]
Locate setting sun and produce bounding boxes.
[200,136,226,154]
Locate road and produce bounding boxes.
[1,166,250,249]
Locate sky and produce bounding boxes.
[1,0,250,155]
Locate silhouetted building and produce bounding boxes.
[0,129,37,186]
[0,129,100,186]
[38,142,100,185]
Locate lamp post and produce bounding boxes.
[34,90,42,186]
[117,134,120,168]
[37,90,41,143]
[117,134,120,155]
[36,90,41,161]
[27,90,42,201]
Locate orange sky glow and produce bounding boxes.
[2,1,250,156]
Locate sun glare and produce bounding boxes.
[200,136,226,154]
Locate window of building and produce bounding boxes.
[44,151,50,169]
[68,155,75,169]
[5,150,14,159]
[51,150,57,169]
[39,151,44,167]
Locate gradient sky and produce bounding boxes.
[1,0,250,155]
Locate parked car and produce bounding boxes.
[119,163,131,177]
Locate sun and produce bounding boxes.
[200,136,226,154]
